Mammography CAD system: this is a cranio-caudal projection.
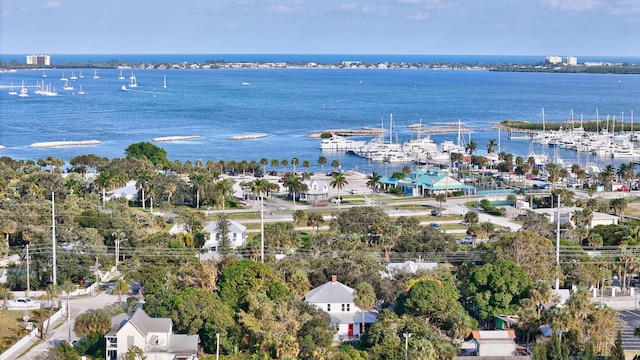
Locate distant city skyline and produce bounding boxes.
[1,0,639,56]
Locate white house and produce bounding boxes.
[0,254,21,267]
[303,275,377,340]
[531,206,619,229]
[472,330,517,357]
[299,179,329,203]
[105,308,199,360]
[106,180,139,201]
[202,219,247,250]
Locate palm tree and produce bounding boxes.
[281,159,289,173]
[302,160,311,173]
[94,172,113,209]
[330,172,348,210]
[59,280,75,329]
[465,141,478,155]
[291,157,299,173]
[270,159,280,173]
[317,156,328,172]
[366,172,382,192]
[189,173,206,208]
[260,157,269,171]
[136,171,153,211]
[306,213,324,236]
[353,282,376,336]
[487,139,497,154]
[331,159,341,171]
[215,178,235,211]
[165,182,177,207]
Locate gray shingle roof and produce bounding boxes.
[304,280,354,304]
[129,308,172,335]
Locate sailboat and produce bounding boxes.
[163,74,167,89]
[118,70,125,80]
[78,71,85,79]
[18,81,28,97]
[63,79,74,91]
[92,69,99,79]
[69,72,78,80]
[128,74,138,88]
[42,69,47,78]
[77,85,85,95]
[8,82,18,95]
[60,72,67,81]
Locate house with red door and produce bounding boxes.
[303,275,378,341]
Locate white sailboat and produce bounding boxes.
[77,85,85,95]
[69,72,78,80]
[163,74,167,89]
[42,69,47,78]
[60,72,67,81]
[118,70,125,80]
[63,79,74,91]
[78,71,85,79]
[128,74,138,88]
[8,82,18,95]
[18,81,28,97]
[92,69,99,79]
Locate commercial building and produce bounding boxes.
[25,55,51,66]
[545,55,562,64]
[565,56,578,66]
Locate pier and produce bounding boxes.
[230,133,271,140]
[153,135,202,142]
[29,140,101,148]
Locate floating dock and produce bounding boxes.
[29,140,101,148]
[230,133,271,140]
[153,135,202,142]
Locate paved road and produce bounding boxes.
[16,290,120,360]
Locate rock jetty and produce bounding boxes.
[29,140,101,148]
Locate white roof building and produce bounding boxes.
[202,219,247,250]
[105,308,199,360]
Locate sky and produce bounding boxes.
[1,0,639,56]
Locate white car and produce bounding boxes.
[349,189,358,194]
[457,236,474,245]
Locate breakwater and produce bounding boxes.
[230,133,271,140]
[153,135,202,142]
[29,140,101,148]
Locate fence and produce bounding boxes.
[0,306,64,360]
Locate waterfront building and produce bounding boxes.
[25,54,50,66]
[545,55,562,64]
[565,56,578,66]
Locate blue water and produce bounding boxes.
[1,59,639,174]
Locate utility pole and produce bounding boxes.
[260,194,264,263]
[51,192,57,285]
[115,238,123,272]
[216,332,220,360]
[26,244,30,298]
[555,195,561,291]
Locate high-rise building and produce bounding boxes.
[545,55,562,64]
[26,55,51,66]
[565,56,578,66]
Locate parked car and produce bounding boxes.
[460,220,469,226]
[431,209,442,216]
[349,189,358,194]
[457,236,474,245]
[538,183,550,190]
[254,172,264,178]
[618,186,630,192]
[430,223,440,230]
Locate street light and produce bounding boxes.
[403,332,412,360]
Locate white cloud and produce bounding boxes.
[361,5,388,16]
[41,1,62,9]
[542,0,598,11]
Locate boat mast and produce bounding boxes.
[389,113,393,144]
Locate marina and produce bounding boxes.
[0,64,637,175]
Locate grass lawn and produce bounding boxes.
[0,309,40,352]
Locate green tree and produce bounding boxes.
[465,141,478,155]
[216,215,232,255]
[611,330,625,360]
[291,157,299,173]
[434,193,446,208]
[354,282,376,335]
[487,139,497,154]
[317,156,327,172]
[74,309,112,337]
[330,172,348,210]
[124,142,168,168]
[467,259,532,319]
[124,345,147,360]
